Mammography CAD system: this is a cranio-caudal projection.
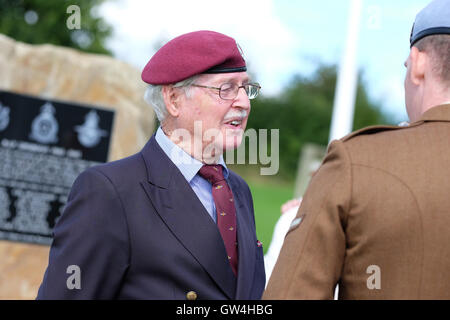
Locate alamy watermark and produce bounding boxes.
[366,5,382,30]
[66,5,81,30]
[168,121,279,175]
[366,264,381,290]
[66,265,81,290]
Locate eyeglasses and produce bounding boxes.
[191,82,261,100]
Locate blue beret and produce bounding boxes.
[142,30,247,85]
[410,0,450,46]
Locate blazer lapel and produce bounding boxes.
[139,137,236,299]
[228,176,256,299]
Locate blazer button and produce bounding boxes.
[186,291,197,300]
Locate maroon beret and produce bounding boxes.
[141,30,247,85]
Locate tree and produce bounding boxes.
[244,64,392,180]
[0,0,112,55]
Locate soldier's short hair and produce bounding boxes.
[414,34,450,86]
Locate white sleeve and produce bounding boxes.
[263,205,299,287]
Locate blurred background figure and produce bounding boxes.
[264,198,301,285]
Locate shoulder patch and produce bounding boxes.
[287,214,306,235]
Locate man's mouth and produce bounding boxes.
[224,118,244,128]
[223,109,248,129]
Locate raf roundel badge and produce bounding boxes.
[29,102,59,144]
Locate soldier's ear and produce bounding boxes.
[162,85,181,117]
[409,46,426,86]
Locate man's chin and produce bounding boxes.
[223,131,244,150]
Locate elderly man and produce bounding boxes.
[264,0,450,300]
[37,30,265,300]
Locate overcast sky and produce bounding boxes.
[99,0,431,123]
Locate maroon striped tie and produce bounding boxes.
[199,164,238,276]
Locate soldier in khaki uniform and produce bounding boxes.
[264,0,450,300]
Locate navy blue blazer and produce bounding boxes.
[37,135,265,299]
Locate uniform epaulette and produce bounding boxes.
[341,124,409,142]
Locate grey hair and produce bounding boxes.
[143,75,199,122]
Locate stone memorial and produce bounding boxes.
[0,34,155,299]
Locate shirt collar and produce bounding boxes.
[155,127,229,182]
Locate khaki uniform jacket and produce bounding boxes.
[264,104,450,300]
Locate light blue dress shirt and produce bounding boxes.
[155,127,229,223]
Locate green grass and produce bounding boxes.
[228,165,295,254]
[248,181,294,254]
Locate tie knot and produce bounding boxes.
[198,165,225,184]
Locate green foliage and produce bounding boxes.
[0,0,112,54]
[246,64,392,180]
[248,182,294,253]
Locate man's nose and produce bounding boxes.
[233,86,251,109]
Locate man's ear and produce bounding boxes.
[410,46,427,86]
[162,85,181,117]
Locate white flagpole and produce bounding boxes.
[328,0,363,143]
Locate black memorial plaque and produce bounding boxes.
[0,90,115,245]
